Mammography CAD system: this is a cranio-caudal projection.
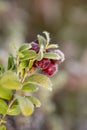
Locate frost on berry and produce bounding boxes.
[42,62,58,76]
[35,58,51,70]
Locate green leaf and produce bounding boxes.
[17,61,28,77]
[7,54,15,70]
[0,125,6,130]
[44,52,60,60]
[28,60,34,69]
[22,50,32,56]
[0,71,22,90]
[22,83,39,92]
[46,44,58,49]
[7,105,20,116]
[0,85,12,100]
[18,61,28,70]
[36,35,46,61]
[0,64,4,73]
[43,31,50,45]
[36,44,44,61]
[16,52,24,57]
[24,74,52,91]
[26,96,41,108]
[18,44,31,52]
[37,35,46,48]
[16,95,34,116]
[20,50,37,61]
[0,99,8,114]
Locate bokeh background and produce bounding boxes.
[0,0,87,130]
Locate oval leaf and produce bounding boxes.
[20,50,37,61]
[0,64,4,73]
[26,96,41,108]
[0,99,8,114]
[22,83,39,92]
[18,61,28,70]
[37,35,46,47]
[36,43,44,61]
[7,105,20,116]
[0,71,22,90]
[7,54,15,70]
[46,44,58,49]
[18,44,31,52]
[16,95,34,116]
[43,31,50,45]
[0,85,12,100]
[0,125,6,130]
[28,60,34,69]
[24,74,52,91]
[44,52,60,60]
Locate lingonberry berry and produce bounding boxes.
[42,62,58,76]
[35,58,51,70]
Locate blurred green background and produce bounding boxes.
[0,0,87,130]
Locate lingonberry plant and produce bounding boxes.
[0,31,64,130]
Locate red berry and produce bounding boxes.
[30,41,40,53]
[50,59,57,64]
[35,58,51,70]
[42,63,58,76]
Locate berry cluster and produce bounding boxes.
[30,39,64,76]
